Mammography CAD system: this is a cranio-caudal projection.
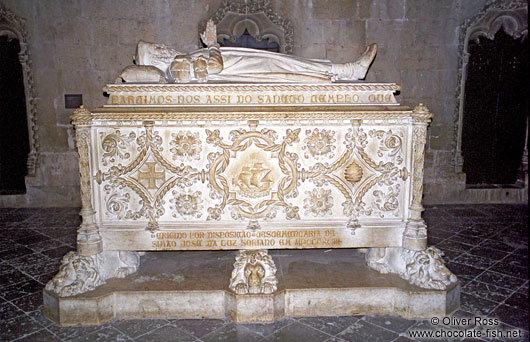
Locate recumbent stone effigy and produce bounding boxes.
[44,20,459,325]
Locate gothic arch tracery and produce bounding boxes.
[0,4,39,177]
[454,0,527,175]
[201,0,293,54]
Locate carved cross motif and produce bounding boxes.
[137,162,165,189]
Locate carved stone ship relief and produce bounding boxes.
[96,122,409,228]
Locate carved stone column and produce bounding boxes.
[402,104,430,251]
[229,250,278,295]
[72,106,102,256]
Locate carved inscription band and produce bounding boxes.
[104,83,401,107]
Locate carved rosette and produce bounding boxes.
[170,190,203,219]
[303,128,336,160]
[229,249,278,295]
[170,131,202,161]
[303,188,333,216]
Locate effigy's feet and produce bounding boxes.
[332,43,378,80]
[351,43,378,79]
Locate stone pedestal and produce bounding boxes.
[43,249,460,325]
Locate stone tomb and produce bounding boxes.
[43,83,459,325]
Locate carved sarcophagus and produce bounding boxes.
[44,83,458,324]
[70,83,431,254]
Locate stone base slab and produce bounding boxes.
[43,249,460,326]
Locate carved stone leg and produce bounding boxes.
[45,251,142,297]
[403,104,430,251]
[229,250,278,295]
[73,110,103,256]
[365,246,457,290]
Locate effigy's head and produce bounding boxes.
[135,41,179,70]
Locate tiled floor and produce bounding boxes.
[0,204,528,341]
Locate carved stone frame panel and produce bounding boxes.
[454,0,527,178]
[201,0,293,54]
[0,4,39,176]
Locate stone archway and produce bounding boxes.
[0,4,39,178]
[453,0,527,201]
[200,0,293,54]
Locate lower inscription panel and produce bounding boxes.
[101,225,405,251]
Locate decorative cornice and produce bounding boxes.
[104,83,401,93]
[71,110,432,126]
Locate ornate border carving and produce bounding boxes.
[201,0,293,54]
[104,83,401,93]
[0,4,39,176]
[454,0,528,174]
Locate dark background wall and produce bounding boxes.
[0,0,526,206]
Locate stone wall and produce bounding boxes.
[0,0,509,207]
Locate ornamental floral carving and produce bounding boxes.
[339,126,407,218]
[369,129,404,165]
[100,130,135,166]
[104,185,131,220]
[303,128,336,160]
[303,188,333,216]
[205,128,300,221]
[372,184,400,217]
[170,190,203,219]
[170,131,202,161]
[97,124,201,230]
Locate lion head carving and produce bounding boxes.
[405,246,457,290]
[45,252,103,297]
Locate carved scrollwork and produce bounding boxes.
[98,124,201,228]
[369,129,404,165]
[205,128,300,221]
[340,126,406,218]
[100,130,135,166]
[372,184,400,217]
[104,185,131,220]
